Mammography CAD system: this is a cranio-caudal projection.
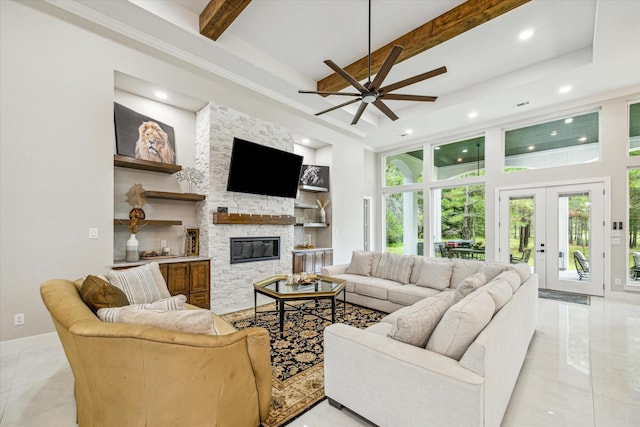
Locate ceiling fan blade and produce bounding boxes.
[299,90,361,97]
[373,99,399,121]
[324,60,368,92]
[368,45,403,92]
[380,66,447,94]
[315,98,361,116]
[351,102,369,125]
[381,94,438,102]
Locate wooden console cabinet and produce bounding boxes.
[158,260,211,309]
[292,248,333,274]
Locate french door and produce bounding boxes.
[498,182,604,296]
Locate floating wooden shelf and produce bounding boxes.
[294,202,318,209]
[212,213,296,225]
[142,191,206,201]
[299,185,329,193]
[114,155,182,174]
[114,219,182,226]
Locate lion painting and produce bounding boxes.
[134,121,175,164]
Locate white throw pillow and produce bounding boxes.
[375,253,415,284]
[426,289,495,360]
[97,307,219,335]
[106,263,167,304]
[449,259,484,289]
[414,259,454,290]
[387,294,453,347]
[452,272,487,303]
[96,295,187,322]
[483,278,513,312]
[346,251,374,276]
[496,270,522,292]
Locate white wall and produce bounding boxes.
[0,0,364,341]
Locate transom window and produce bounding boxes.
[433,136,485,181]
[505,111,599,172]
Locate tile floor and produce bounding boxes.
[1,296,638,426]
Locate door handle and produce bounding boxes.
[536,249,545,253]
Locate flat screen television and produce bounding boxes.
[226,137,303,199]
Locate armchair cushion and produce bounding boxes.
[80,275,129,313]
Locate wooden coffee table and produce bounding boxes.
[253,274,346,335]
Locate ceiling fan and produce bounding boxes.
[299,0,447,125]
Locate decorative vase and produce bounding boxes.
[126,233,140,262]
[319,207,326,224]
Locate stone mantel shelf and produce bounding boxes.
[212,213,296,225]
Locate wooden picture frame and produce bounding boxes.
[186,228,200,256]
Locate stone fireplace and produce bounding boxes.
[195,101,296,311]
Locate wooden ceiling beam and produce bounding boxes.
[200,0,252,41]
[317,0,530,93]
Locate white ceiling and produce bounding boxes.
[60,0,640,151]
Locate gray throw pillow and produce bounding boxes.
[375,253,415,284]
[452,272,487,304]
[387,294,453,347]
[346,251,374,276]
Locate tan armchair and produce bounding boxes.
[40,279,272,427]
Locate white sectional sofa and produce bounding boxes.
[322,251,537,427]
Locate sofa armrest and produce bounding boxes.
[324,323,483,426]
[321,263,349,276]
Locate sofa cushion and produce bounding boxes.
[388,285,440,306]
[387,294,453,347]
[346,251,374,276]
[450,259,484,289]
[353,276,402,300]
[106,263,169,304]
[452,272,488,303]
[97,307,219,335]
[484,278,513,312]
[409,256,451,284]
[79,275,129,313]
[505,264,531,287]
[426,289,495,360]
[365,321,393,336]
[413,259,454,290]
[496,270,522,292]
[375,253,415,284]
[478,264,505,282]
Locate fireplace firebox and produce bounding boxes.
[230,237,280,264]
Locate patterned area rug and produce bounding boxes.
[221,301,386,426]
[538,289,590,305]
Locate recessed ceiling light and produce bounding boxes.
[462,149,468,153]
[519,29,534,41]
[457,158,463,162]
[564,118,573,124]
[434,146,440,150]
[468,112,478,119]
[558,85,572,94]
[405,129,413,135]
[528,146,535,150]
[550,130,558,136]
[579,136,587,142]
[301,138,310,144]
[155,91,168,100]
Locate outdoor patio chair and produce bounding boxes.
[630,252,640,280]
[574,250,590,280]
[510,248,531,264]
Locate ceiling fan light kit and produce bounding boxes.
[299,0,446,125]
